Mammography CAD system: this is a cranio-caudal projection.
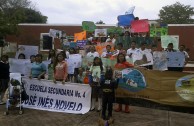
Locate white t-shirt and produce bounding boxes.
[86,52,99,58]
[139,49,153,66]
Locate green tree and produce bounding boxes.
[96,20,105,24]
[158,2,194,24]
[0,0,47,38]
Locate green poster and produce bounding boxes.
[150,26,168,37]
[82,21,96,32]
[107,27,123,34]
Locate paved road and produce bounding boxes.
[0,105,194,126]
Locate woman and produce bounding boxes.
[0,55,9,105]
[48,49,56,60]
[114,53,134,113]
[30,54,46,80]
[53,53,68,84]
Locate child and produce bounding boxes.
[100,67,118,120]
[77,67,84,83]
[48,57,55,80]
[89,57,105,111]
[53,53,68,84]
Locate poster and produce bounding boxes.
[153,51,168,70]
[167,52,185,67]
[82,21,96,31]
[94,29,107,37]
[21,78,91,114]
[161,35,179,50]
[15,45,39,59]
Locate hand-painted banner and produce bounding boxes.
[125,6,135,15]
[117,14,134,26]
[114,68,194,107]
[153,51,168,70]
[15,45,39,59]
[150,26,168,37]
[167,52,185,67]
[9,58,50,76]
[94,29,107,37]
[49,29,63,38]
[22,78,91,114]
[82,21,96,32]
[161,35,179,50]
[77,40,87,49]
[131,19,149,33]
[74,31,86,42]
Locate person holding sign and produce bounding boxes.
[0,55,9,105]
[101,45,113,58]
[30,54,46,80]
[86,45,99,58]
[114,53,134,113]
[53,53,68,84]
[89,57,105,111]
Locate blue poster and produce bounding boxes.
[117,68,146,92]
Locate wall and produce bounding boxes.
[168,24,194,61]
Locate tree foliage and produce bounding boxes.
[0,0,47,37]
[96,20,105,24]
[158,2,194,24]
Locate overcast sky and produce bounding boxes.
[31,0,194,24]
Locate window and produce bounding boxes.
[40,33,54,51]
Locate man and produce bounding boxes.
[101,45,113,58]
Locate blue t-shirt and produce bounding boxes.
[31,62,46,78]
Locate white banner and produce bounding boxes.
[15,45,39,59]
[21,78,91,114]
[9,58,31,76]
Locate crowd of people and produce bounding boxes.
[0,33,190,121]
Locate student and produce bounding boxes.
[89,57,105,111]
[112,43,126,57]
[30,55,36,63]
[86,45,99,58]
[127,41,139,58]
[48,49,56,60]
[178,45,190,72]
[30,54,46,80]
[18,53,26,59]
[0,55,9,105]
[100,67,118,120]
[101,45,113,58]
[114,53,134,113]
[48,57,55,80]
[139,42,153,69]
[53,53,68,84]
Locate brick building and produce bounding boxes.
[5,23,194,60]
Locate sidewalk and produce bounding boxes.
[0,105,194,126]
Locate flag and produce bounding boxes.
[131,19,149,33]
[49,29,63,38]
[82,21,96,31]
[74,31,86,42]
[117,14,135,26]
[125,6,135,15]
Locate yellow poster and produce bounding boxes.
[115,68,194,107]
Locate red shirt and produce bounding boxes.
[114,61,134,69]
